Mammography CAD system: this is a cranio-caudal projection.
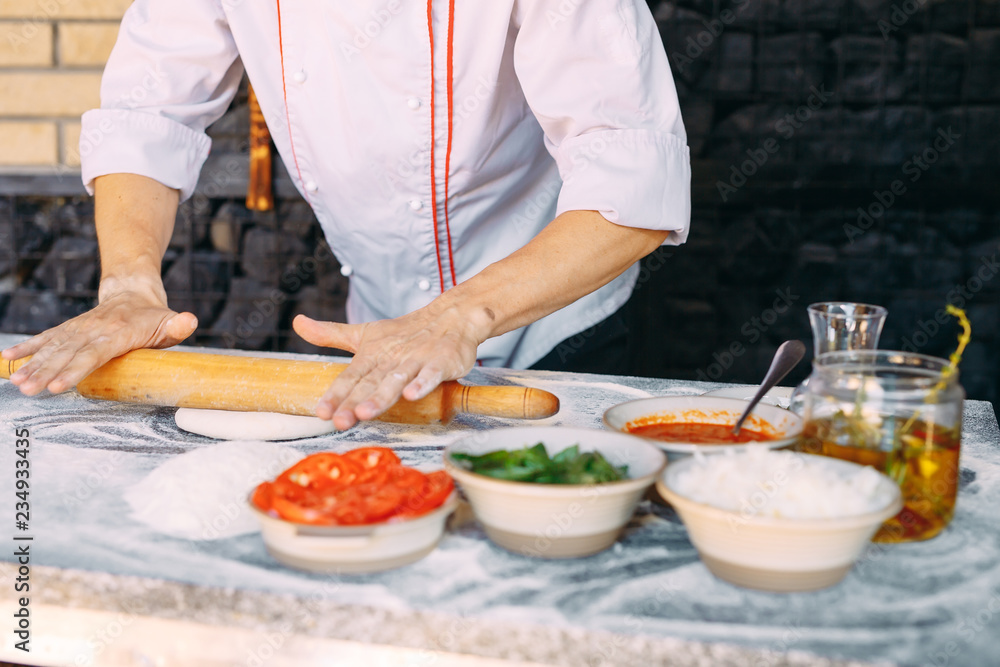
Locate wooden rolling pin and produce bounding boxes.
[2,349,559,424]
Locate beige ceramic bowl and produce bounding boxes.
[444,427,666,558]
[603,395,804,461]
[656,454,903,592]
[249,491,458,574]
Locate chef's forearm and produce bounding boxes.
[93,173,180,300]
[443,210,669,342]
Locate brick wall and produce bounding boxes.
[0,0,129,169]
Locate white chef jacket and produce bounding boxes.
[80,0,691,369]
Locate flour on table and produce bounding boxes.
[501,374,655,400]
[124,441,303,541]
[175,408,337,441]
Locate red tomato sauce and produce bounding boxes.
[627,422,775,444]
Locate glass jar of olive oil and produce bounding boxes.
[796,350,964,543]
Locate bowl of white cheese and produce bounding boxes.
[656,447,902,592]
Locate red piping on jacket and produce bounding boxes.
[425,1,446,294]
[275,1,312,208]
[443,0,458,287]
[427,0,458,292]
[278,1,457,291]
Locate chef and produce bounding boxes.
[2,0,691,430]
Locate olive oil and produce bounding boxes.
[800,417,960,542]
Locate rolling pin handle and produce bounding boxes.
[1,356,27,381]
[452,384,560,420]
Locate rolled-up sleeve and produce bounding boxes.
[80,0,243,202]
[513,0,691,244]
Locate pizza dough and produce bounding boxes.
[175,408,338,441]
[124,441,303,540]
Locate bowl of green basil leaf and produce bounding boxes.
[444,427,666,558]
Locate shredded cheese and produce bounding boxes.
[672,447,896,520]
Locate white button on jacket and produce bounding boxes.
[80,0,691,368]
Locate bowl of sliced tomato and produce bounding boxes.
[249,447,458,573]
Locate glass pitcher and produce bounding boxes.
[796,350,964,543]
[789,302,888,414]
[808,302,887,356]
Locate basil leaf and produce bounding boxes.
[454,444,628,484]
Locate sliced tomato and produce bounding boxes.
[359,483,406,521]
[325,484,406,524]
[356,465,390,485]
[251,481,275,513]
[271,492,331,525]
[344,447,401,470]
[350,452,405,485]
[274,453,362,497]
[261,448,452,526]
[421,471,454,508]
[384,465,427,490]
[397,471,454,518]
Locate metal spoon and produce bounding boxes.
[732,340,807,435]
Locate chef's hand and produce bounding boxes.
[1,276,197,396]
[293,303,490,429]
[295,210,668,429]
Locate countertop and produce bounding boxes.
[1,334,998,667]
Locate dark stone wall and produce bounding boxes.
[623,203,1000,407]
[0,193,350,358]
[1,0,998,412]
[635,0,1000,408]
[659,0,1000,170]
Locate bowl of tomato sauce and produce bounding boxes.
[603,396,803,461]
[248,447,458,573]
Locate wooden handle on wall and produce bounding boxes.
[2,349,559,424]
[246,85,274,212]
